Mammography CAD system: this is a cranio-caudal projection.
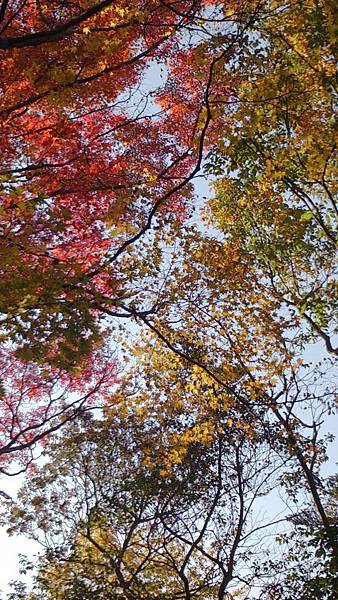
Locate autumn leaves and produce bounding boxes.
[0,1,337,597]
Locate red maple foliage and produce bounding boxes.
[0,0,246,467]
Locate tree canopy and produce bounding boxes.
[0,0,337,598]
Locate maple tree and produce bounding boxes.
[0,344,117,474]
[0,0,337,597]
[0,0,258,466]
[115,288,338,557]
[0,0,199,365]
[0,0,228,466]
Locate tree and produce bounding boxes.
[0,344,117,474]
[207,0,337,354]
[116,241,338,568]
[0,0,212,466]
[258,477,338,599]
[0,0,204,367]
[0,1,337,595]
[2,0,335,463]
[0,0,257,465]
[3,414,285,599]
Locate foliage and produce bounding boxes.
[0,1,337,598]
[207,0,337,354]
[3,416,283,599]
[258,482,338,599]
